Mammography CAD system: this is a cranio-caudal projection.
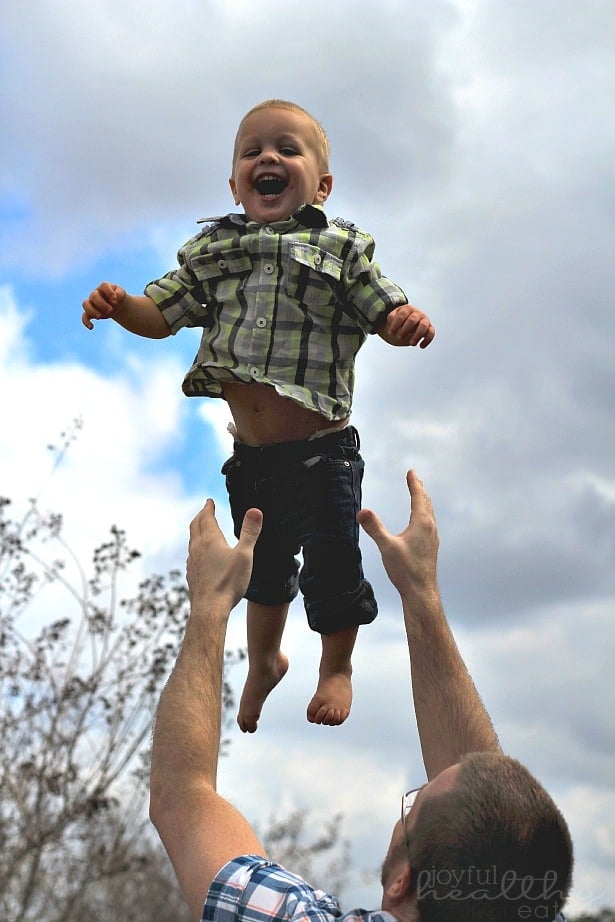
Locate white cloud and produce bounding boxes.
[0,286,199,569]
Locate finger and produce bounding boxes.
[81,312,94,330]
[88,287,118,314]
[386,306,402,331]
[357,506,389,547]
[391,313,418,342]
[83,296,107,318]
[407,469,425,503]
[389,303,417,331]
[407,470,435,522]
[404,317,430,346]
[238,507,263,550]
[189,497,216,539]
[99,281,116,300]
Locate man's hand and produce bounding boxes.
[379,305,435,348]
[358,470,439,597]
[187,500,263,611]
[82,281,127,329]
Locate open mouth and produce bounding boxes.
[254,175,287,197]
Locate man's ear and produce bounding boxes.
[313,173,333,205]
[384,863,413,905]
[229,177,240,206]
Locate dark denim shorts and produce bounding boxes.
[221,426,377,635]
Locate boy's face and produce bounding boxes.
[229,107,332,224]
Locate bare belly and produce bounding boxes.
[222,381,347,446]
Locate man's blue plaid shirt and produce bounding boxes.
[203,856,396,922]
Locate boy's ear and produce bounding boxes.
[313,173,333,205]
[229,177,240,206]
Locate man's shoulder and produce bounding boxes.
[204,855,395,922]
[206,855,337,906]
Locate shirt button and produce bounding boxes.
[249,366,260,378]
[265,226,275,235]
[256,317,267,328]
[217,259,227,268]
[263,263,274,274]
[313,254,322,265]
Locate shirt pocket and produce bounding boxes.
[285,242,343,309]
[189,249,252,303]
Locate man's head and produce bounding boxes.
[229,99,332,224]
[381,753,573,922]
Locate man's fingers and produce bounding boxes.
[357,507,389,547]
[360,471,428,543]
[189,501,261,550]
[406,470,433,517]
[189,498,217,538]
[238,507,263,549]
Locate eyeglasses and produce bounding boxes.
[401,787,422,847]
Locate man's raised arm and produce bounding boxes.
[358,470,501,780]
[149,500,266,922]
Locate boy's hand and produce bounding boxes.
[380,304,435,348]
[82,282,127,330]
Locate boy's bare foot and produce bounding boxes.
[306,670,352,726]
[237,652,289,733]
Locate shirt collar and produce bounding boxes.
[197,204,329,230]
[292,204,329,228]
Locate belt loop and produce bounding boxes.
[351,426,360,450]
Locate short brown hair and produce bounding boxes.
[232,99,330,172]
[407,753,573,922]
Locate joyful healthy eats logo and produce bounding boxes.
[417,866,563,919]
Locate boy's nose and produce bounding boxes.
[259,148,279,163]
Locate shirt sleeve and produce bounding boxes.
[203,855,341,922]
[339,229,408,333]
[144,235,213,334]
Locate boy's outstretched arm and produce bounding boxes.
[358,471,500,780]
[82,281,171,339]
[377,304,435,348]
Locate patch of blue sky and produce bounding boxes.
[167,403,230,500]
[2,245,174,367]
[0,191,32,277]
[0,190,31,225]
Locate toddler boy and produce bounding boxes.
[82,99,435,731]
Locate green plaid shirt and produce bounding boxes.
[145,204,407,420]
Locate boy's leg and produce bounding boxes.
[307,625,358,726]
[237,600,290,733]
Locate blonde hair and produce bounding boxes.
[232,99,330,172]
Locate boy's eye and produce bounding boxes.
[280,147,298,156]
[243,148,260,158]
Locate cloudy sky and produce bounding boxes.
[1,0,613,915]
